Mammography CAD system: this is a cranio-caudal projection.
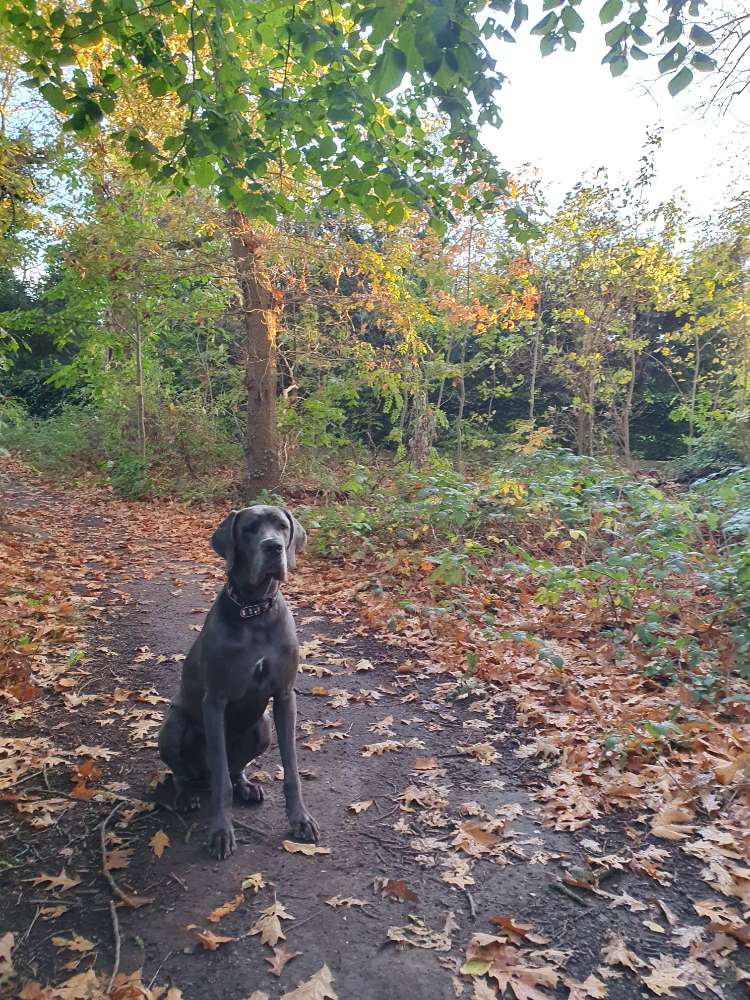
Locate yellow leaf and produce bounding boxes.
[149,830,170,858]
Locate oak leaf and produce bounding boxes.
[250,900,294,947]
[282,841,330,857]
[265,943,300,977]
[280,965,337,1000]
[348,800,373,814]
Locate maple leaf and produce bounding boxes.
[607,891,647,913]
[250,900,295,947]
[282,841,330,857]
[192,928,236,951]
[349,800,373,813]
[641,956,688,996]
[207,893,244,923]
[30,869,81,892]
[279,965,338,1000]
[265,943,301,977]
[375,877,418,903]
[600,931,645,972]
[353,658,374,672]
[149,830,170,857]
[241,872,266,893]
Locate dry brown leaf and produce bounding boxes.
[241,872,266,893]
[30,869,81,892]
[564,974,608,999]
[387,913,455,952]
[641,956,689,996]
[600,931,645,972]
[247,993,269,1000]
[414,756,438,770]
[650,802,694,841]
[348,800,373,814]
[51,935,95,954]
[362,740,404,756]
[326,896,368,908]
[207,893,244,923]
[105,847,133,871]
[375,877,418,903]
[193,928,236,951]
[279,965,337,1000]
[250,899,294,947]
[265,943,301,977]
[282,841,330,857]
[489,915,548,946]
[149,830,170,858]
[0,933,14,977]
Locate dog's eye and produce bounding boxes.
[244,522,259,534]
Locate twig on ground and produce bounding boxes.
[233,817,270,840]
[551,882,589,907]
[357,828,403,851]
[100,800,153,907]
[148,949,175,989]
[465,889,477,920]
[107,899,121,994]
[170,872,188,892]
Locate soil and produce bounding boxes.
[1,462,747,999]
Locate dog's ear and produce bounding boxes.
[283,509,307,571]
[211,510,239,570]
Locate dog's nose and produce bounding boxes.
[263,539,284,555]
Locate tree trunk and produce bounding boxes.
[688,335,701,458]
[134,298,146,461]
[228,210,281,498]
[621,346,637,466]
[528,322,541,423]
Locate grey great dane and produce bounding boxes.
[158,505,318,859]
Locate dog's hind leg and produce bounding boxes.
[158,704,207,812]
[226,714,271,805]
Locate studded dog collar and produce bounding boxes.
[225,582,279,620]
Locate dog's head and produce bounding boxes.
[210,505,307,588]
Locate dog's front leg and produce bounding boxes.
[273,690,319,843]
[202,693,236,859]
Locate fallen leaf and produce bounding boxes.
[326,896,368,908]
[375,877,418,903]
[207,893,244,923]
[280,964,337,1000]
[349,800,373,814]
[0,933,14,977]
[193,928,236,951]
[601,931,645,972]
[242,872,266,893]
[266,943,301,977]
[282,841,330,857]
[414,756,438,770]
[641,955,688,996]
[250,899,294,947]
[149,830,170,858]
[30,869,81,892]
[51,935,95,954]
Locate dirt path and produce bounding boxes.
[1,461,748,1000]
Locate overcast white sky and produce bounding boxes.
[482,0,750,218]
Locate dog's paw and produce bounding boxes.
[174,787,201,813]
[288,812,319,844]
[208,823,237,860]
[234,776,264,805]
